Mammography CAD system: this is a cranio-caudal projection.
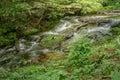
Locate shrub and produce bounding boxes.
[0,1,31,47]
[68,38,93,68]
[80,0,103,14]
[0,65,69,80]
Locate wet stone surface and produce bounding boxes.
[1,14,120,66]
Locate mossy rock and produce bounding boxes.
[39,34,65,49]
[24,29,39,36]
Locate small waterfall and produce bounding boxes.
[1,16,120,54]
[43,31,59,35]
[66,18,120,44]
[54,20,72,32]
[19,35,42,53]
[88,24,111,34]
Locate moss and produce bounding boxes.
[39,34,65,49]
[24,29,39,36]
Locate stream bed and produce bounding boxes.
[0,13,120,67]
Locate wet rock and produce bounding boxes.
[28,35,40,41]
[1,14,120,67]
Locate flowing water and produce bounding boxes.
[1,14,120,65]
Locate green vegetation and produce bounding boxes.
[0,0,120,80]
[1,36,120,80]
[111,71,120,80]
[111,26,120,35]
[96,0,120,10]
[105,0,120,9]
[1,0,118,47]
[0,0,109,47]
[39,35,65,49]
[24,29,39,36]
[0,1,29,47]
[68,38,93,68]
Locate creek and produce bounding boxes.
[0,13,120,66]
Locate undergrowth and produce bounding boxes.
[1,35,120,80]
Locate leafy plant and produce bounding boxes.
[80,0,103,14]
[0,1,31,47]
[68,38,93,67]
[111,71,120,80]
